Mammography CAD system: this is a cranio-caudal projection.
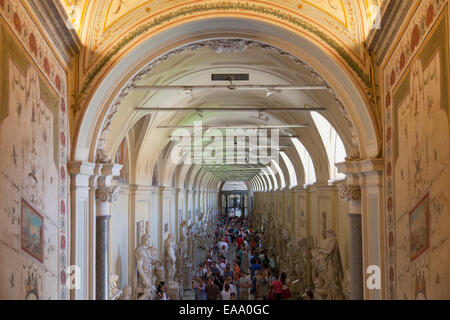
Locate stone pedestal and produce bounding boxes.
[166,283,182,300]
[182,266,193,290]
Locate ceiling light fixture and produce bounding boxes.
[132,85,327,91]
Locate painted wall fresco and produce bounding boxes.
[383,0,450,299]
[0,0,68,300]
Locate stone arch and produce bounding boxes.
[73,17,380,166]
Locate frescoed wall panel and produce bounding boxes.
[382,0,450,300]
[0,0,69,300]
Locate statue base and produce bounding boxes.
[182,265,193,290]
[166,282,182,300]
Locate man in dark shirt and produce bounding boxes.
[213,271,224,292]
[205,276,220,300]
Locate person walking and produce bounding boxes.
[238,271,252,300]
[192,277,207,300]
[220,283,232,300]
[205,276,220,300]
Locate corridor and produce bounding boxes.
[0,0,449,301]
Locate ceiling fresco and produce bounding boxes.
[58,1,382,113]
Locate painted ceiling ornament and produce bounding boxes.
[346,146,361,161]
[97,38,360,153]
[207,39,250,53]
[96,148,112,164]
[338,184,361,202]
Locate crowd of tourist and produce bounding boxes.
[191,213,315,300]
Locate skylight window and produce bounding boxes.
[291,138,316,186]
[311,112,346,182]
[280,152,298,189]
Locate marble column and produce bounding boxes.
[349,213,363,300]
[95,214,111,300]
[339,184,363,300]
[95,186,118,300]
[94,162,122,300]
[68,161,96,300]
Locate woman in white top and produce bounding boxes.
[221,283,231,300]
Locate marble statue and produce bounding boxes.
[179,220,188,262]
[288,238,299,274]
[343,269,351,300]
[109,274,122,300]
[302,240,314,290]
[313,276,329,300]
[154,260,165,287]
[279,228,291,268]
[187,223,195,265]
[164,233,177,286]
[134,222,158,300]
[314,230,345,300]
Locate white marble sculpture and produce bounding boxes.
[314,230,345,300]
[154,260,165,288]
[179,220,188,262]
[164,233,177,286]
[109,274,122,300]
[134,222,158,300]
[343,269,351,300]
[187,223,196,265]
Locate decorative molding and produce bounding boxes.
[28,0,81,67]
[366,0,413,65]
[96,187,119,203]
[77,1,371,101]
[338,184,361,202]
[95,38,359,159]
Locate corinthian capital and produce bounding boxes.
[96,187,119,203]
[338,184,361,202]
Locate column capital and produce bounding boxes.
[158,186,175,194]
[95,186,119,204]
[338,184,361,202]
[68,161,96,197]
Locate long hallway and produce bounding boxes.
[1,0,449,301]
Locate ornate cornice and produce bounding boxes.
[28,0,81,67]
[366,0,413,65]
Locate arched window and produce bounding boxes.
[257,173,268,192]
[291,138,316,186]
[252,177,261,192]
[266,165,279,191]
[261,168,273,191]
[271,159,286,190]
[311,112,347,181]
[222,181,248,191]
[280,151,298,189]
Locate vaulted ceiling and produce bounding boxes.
[103,39,352,185]
[62,0,383,120]
[63,0,386,189]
